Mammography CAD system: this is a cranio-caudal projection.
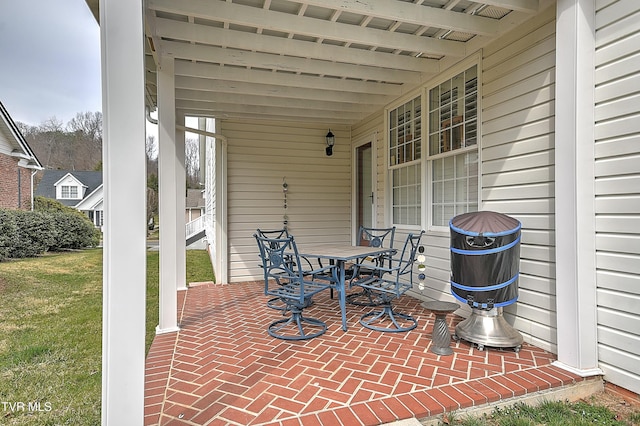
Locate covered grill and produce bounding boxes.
[449,211,523,351]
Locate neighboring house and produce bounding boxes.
[0,101,42,209]
[89,0,640,421]
[185,188,204,222]
[35,170,104,230]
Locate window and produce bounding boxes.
[61,185,78,199]
[428,65,479,227]
[389,97,421,167]
[389,96,421,226]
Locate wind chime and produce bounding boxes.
[282,177,288,231]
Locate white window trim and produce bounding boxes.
[385,89,424,230]
[59,184,81,200]
[424,55,482,234]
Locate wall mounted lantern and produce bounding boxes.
[325,129,335,156]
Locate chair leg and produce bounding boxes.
[268,306,327,340]
[267,296,313,310]
[346,287,383,306]
[360,303,417,333]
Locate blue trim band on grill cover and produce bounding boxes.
[450,273,519,292]
[450,290,518,308]
[449,221,521,237]
[450,235,521,256]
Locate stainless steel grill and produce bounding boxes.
[449,211,523,352]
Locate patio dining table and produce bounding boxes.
[296,243,395,331]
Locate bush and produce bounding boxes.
[0,199,100,261]
[0,210,18,261]
[35,196,101,250]
[8,210,56,258]
[49,211,101,250]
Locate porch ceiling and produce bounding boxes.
[90,0,541,125]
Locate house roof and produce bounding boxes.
[0,101,43,169]
[35,170,103,207]
[85,0,543,126]
[186,188,205,209]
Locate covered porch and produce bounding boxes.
[143,281,598,425]
[90,0,622,424]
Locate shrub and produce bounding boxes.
[9,210,56,258]
[0,199,101,261]
[34,197,101,250]
[0,210,18,261]
[49,211,101,250]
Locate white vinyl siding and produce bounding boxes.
[594,0,640,395]
[220,120,351,283]
[0,128,13,154]
[202,118,218,280]
[481,5,557,352]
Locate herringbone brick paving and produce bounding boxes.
[144,281,587,425]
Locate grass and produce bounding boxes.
[449,397,640,426]
[0,248,214,425]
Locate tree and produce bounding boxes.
[146,135,159,223]
[17,112,103,171]
[67,111,103,169]
[185,137,200,188]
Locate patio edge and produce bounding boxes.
[416,376,604,425]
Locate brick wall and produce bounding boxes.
[0,152,32,210]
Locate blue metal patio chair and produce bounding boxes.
[256,228,319,311]
[256,228,296,310]
[346,226,396,307]
[254,232,336,340]
[351,231,425,333]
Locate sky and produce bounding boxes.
[0,0,102,127]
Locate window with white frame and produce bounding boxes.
[60,185,79,199]
[428,65,479,227]
[389,96,421,226]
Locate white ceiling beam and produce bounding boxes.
[161,41,423,84]
[154,18,439,73]
[173,61,410,96]
[174,75,393,104]
[148,0,466,57]
[175,89,380,112]
[298,0,500,36]
[478,0,539,13]
[176,108,356,125]
[175,100,365,121]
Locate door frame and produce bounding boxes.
[351,132,378,245]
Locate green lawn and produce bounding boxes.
[0,248,214,425]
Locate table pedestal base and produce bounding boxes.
[422,301,459,356]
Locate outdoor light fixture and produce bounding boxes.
[325,129,335,156]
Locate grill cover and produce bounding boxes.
[450,211,521,309]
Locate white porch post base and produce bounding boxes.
[552,361,603,378]
[156,325,181,335]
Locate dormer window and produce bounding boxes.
[61,185,79,199]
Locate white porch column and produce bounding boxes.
[553,0,601,377]
[176,112,187,291]
[100,0,146,424]
[157,54,180,333]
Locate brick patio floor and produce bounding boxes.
[144,281,594,425]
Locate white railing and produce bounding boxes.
[186,215,206,238]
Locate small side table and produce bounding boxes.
[422,301,459,356]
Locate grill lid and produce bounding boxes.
[450,211,521,236]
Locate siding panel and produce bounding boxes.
[481,5,557,352]
[594,1,640,394]
[221,120,351,282]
